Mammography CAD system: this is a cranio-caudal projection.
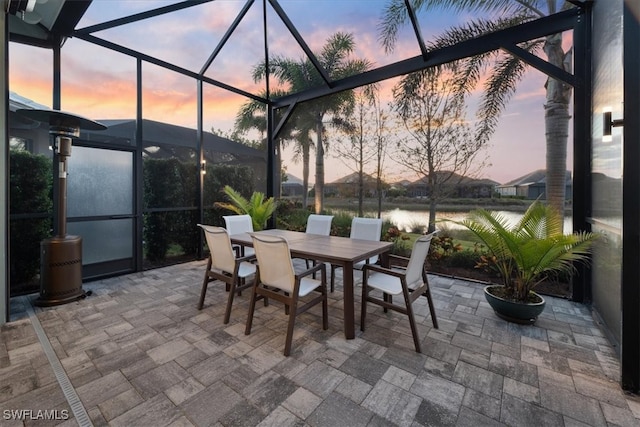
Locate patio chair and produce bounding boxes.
[302,214,334,271]
[330,217,383,292]
[245,233,328,356]
[305,214,334,235]
[197,224,257,324]
[223,214,255,257]
[361,232,438,353]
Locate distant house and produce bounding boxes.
[406,172,498,199]
[325,172,383,197]
[496,169,572,200]
[281,174,306,197]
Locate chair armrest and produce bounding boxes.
[296,262,325,280]
[363,263,406,278]
[388,253,410,267]
[236,254,256,263]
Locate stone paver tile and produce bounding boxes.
[76,370,133,408]
[452,361,503,399]
[521,345,571,375]
[180,383,244,426]
[413,397,459,426]
[381,365,416,391]
[459,349,490,368]
[452,331,493,356]
[600,401,640,427]
[339,351,388,386]
[595,350,622,381]
[282,387,323,420]
[131,361,190,399]
[411,371,465,414]
[627,397,640,418]
[572,371,629,407]
[361,380,421,427]
[166,415,196,427]
[567,358,608,380]
[335,375,372,404]
[187,352,238,386]
[489,352,537,386]
[241,371,298,414]
[292,360,347,398]
[0,363,40,403]
[257,406,302,427]
[500,394,564,427]
[521,335,550,352]
[307,392,373,427]
[147,337,193,365]
[502,377,540,404]
[165,377,206,405]
[549,340,600,365]
[423,355,456,380]
[241,344,287,375]
[422,337,461,366]
[0,382,69,417]
[110,393,183,427]
[538,366,575,390]
[218,402,265,426]
[97,388,144,421]
[92,344,147,375]
[462,388,501,421]
[539,380,607,426]
[457,406,505,426]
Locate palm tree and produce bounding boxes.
[250,32,371,213]
[380,0,575,232]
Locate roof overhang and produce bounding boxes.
[6,0,92,48]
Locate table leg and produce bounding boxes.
[343,262,355,339]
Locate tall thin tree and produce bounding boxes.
[250,32,371,213]
[380,0,575,232]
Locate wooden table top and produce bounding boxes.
[230,229,393,264]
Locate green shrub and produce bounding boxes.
[143,159,253,262]
[9,150,52,291]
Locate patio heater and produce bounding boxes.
[16,109,106,306]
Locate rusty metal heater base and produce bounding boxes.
[36,235,86,307]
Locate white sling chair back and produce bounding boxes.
[305,214,334,235]
[245,233,328,356]
[197,224,256,324]
[361,232,439,353]
[330,217,383,291]
[223,214,255,257]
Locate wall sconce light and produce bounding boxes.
[603,107,624,142]
[201,159,206,175]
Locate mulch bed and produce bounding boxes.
[427,264,571,299]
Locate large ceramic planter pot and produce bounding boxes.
[484,285,546,325]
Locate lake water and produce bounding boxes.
[381,208,573,232]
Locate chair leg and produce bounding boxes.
[360,283,368,332]
[322,285,328,330]
[284,299,298,356]
[330,265,336,292]
[245,280,259,335]
[223,280,237,324]
[403,291,422,353]
[197,276,209,310]
[424,285,439,329]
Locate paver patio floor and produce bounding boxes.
[1,259,639,426]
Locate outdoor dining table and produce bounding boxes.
[230,228,394,339]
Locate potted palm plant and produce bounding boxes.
[451,200,597,324]
[215,185,276,231]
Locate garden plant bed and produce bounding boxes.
[428,264,571,299]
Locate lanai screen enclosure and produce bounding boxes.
[2,0,639,392]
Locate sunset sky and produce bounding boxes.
[8,0,573,184]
